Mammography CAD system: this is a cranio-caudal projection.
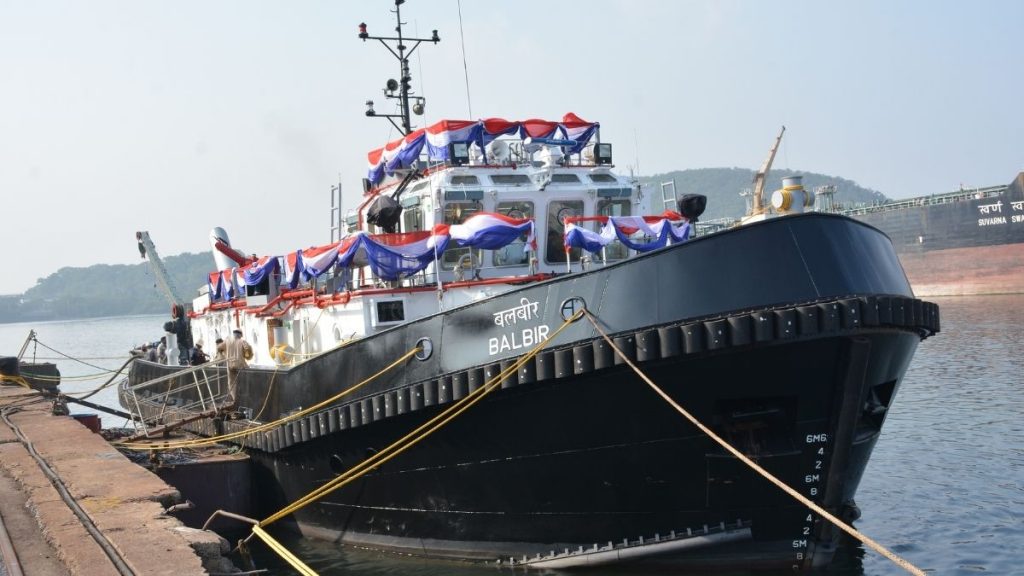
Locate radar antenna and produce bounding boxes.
[359,0,440,136]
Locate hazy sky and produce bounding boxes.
[2,0,1021,295]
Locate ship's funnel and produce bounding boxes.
[209,227,240,271]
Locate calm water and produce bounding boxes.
[0,314,166,422]
[1,296,1021,575]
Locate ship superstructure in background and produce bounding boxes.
[122,1,939,570]
[842,172,1024,296]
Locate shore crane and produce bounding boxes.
[136,231,192,363]
[741,126,786,225]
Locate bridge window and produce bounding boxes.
[589,173,617,183]
[450,175,480,186]
[493,201,534,267]
[545,200,583,265]
[402,205,423,232]
[490,174,531,186]
[442,201,483,269]
[550,174,580,183]
[597,198,631,260]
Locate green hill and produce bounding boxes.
[0,252,215,323]
[641,168,888,220]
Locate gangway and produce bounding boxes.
[122,359,230,440]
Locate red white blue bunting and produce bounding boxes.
[564,213,691,254]
[213,214,540,301]
[366,114,599,184]
[434,212,536,252]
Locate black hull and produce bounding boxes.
[125,213,937,570]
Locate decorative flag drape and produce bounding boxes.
[359,233,450,281]
[207,214,543,299]
[299,241,343,282]
[242,256,279,286]
[564,214,692,254]
[366,114,599,184]
[283,252,303,289]
[563,224,608,255]
[207,271,225,301]
[435,212,536,252]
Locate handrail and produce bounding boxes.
[840,184,1006,216]
[124,359,229,437]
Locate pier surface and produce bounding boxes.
[0,385,231,575]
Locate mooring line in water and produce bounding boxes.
[256,308,585,529]
[250,526,317,576]
[59,356,137,400]
[16,372,111,382]
[581,309,926,576]
[29,339,122,374]
[115,346,423,450]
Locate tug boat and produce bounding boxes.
[122,2,939,570]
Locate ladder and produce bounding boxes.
[330,177,344,244]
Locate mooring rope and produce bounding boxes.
[581,309,926,576]
[220,311,581,574]
[250,526,316,576]
[0,406,137,575]
[54,357,137,400]
[30,339,120,374]
[257,308,584,529]
[116,346,423,450]
[246,365,280,425]
[0,376,32,389]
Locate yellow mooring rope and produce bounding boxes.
[0,375,33,389]
[221,310,583,575]
[256,308,583,529]
[250,526,317,576]
[17,371,120,382]
[581,310,926,576]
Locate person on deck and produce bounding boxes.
[189,342,209,366]
[214,338,226,361]
[224,329,252,409]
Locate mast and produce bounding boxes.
[751,126,786,215]
[359,0,440,136]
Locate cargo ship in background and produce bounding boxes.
[840,172,1024,296]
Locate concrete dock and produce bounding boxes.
[0,384,237,575]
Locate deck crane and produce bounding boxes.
[136,231,192,364]
[741,126,786,225]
